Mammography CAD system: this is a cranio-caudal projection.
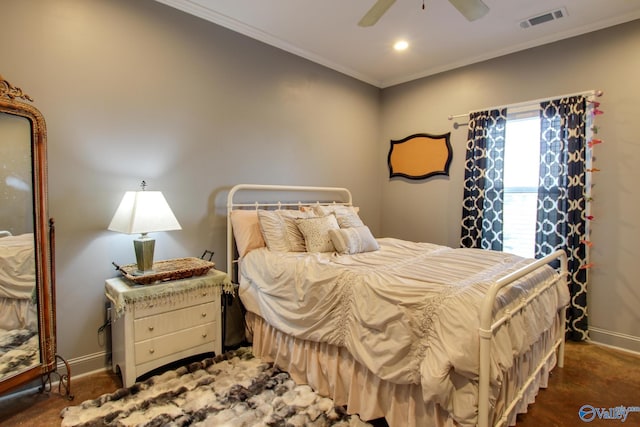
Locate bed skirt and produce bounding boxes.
[245,311,563,427]
[0,297,37,331]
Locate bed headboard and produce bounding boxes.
[226,184,353,279]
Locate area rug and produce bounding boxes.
[60,347,372,426]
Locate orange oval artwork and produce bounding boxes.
[388,133,452,180]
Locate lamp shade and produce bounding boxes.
[108,191,181,235]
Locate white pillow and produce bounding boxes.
[329,226,379,255]
[296,215,340,253]
[313,205,364,228]
[230,210,265,257]
[257,209,315,252]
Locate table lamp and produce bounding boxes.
[108,181,181,275]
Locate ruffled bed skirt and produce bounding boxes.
[0,297,37,331]
[245,311,563,427]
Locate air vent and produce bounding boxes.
[520,7,567,29]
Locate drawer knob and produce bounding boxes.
[149,348,155,354]
[202,333,207,338]
[148,326,154,331]
[201,312,207,318]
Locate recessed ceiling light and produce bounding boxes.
[394,40,409,51]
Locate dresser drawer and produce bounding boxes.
[106,270,228,387]
[134,302,216,341]
[134,322,216,365]
[134,289,219,319]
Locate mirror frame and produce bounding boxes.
[0,75,56,393]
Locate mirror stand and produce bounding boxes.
[38,219,73,400]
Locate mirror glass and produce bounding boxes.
[0,75,56,394]
[0,112,40,382]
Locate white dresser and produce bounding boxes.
[105,269,231,387]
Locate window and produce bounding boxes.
[503,111,540,258]
[460,95,592,340]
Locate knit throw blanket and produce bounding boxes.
[60,347,372,426]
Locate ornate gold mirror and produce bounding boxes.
[0,75,58,394]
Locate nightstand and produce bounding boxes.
[105,269,232,387]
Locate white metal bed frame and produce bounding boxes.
[226,183,568,427]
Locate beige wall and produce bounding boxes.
[1,0,381,374]
[381,20,640,352]
[1,0,638,379]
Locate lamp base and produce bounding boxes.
[131,268,155,277]
[133,235,155,275]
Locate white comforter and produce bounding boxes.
[239,238,569,421]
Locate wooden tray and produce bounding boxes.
[113,257,215,285]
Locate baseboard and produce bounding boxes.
[589,327,640,355]
[55,350,111,379]
[0,351,111,401]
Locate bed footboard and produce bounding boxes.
[478,249,568,427]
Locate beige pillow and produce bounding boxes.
[313,205,364,228]
[257,209,315,252]
[230,210,265,257]
[329,226,379,255]
[296,215,340,253]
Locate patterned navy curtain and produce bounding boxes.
[460,109,507,250]
[537,96,589,341]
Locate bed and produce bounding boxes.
[226,184,569,427]
[0,232,39,379]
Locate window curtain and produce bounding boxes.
[460,109,507,250]
[537,96,589,341]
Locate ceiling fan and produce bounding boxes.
[358,0,490,27]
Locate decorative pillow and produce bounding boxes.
[296,215,340,253]
[313,205,364,228]
[230,210,265,257]
[329,226,379,255]
[257,209,315,252]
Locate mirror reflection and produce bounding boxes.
[0,109,40,381]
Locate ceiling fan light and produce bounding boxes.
[448,0,490,21]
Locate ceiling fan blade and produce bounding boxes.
[448,0,489,21]
[358,0,396,27]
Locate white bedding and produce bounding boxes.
[0,233,35,300]
[239,237,569,425]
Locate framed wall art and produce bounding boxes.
[387,132,452,180]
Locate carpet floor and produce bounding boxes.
[0,341,638,426]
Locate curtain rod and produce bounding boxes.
[448,89,603,120]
